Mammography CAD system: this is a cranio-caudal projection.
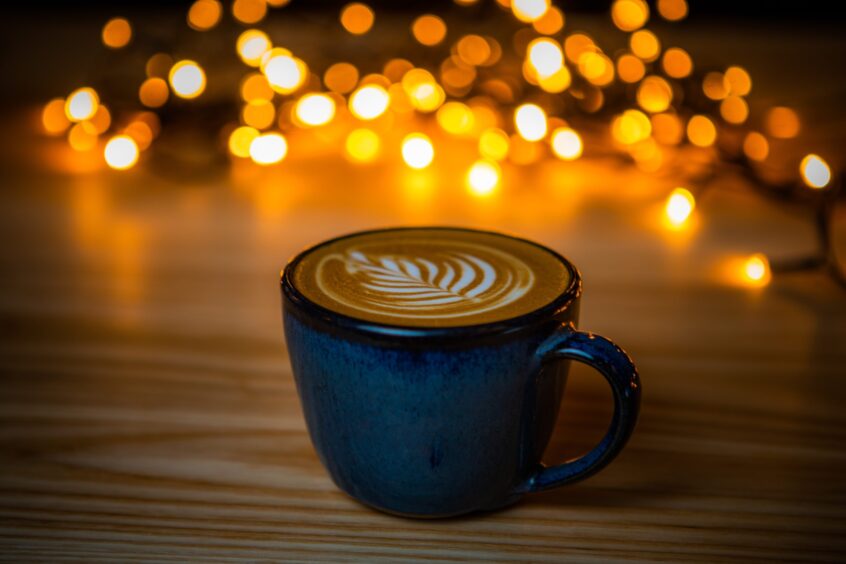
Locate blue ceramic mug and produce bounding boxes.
[281,227,640,518]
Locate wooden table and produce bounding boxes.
[1,13,846,562]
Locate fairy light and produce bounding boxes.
[578,52,615,86]
[349,84,389,120]
[766,107,801,139]
[228,126,260,158]
[104,135,139,170]
[742,254,771,287]
[637,76,673,113]
[262,52,306,94]
[232,0,267,25]
[612,109,651,145]
[146,53,173,78]
[68,122,98,152]
[514,104,547,142]
[102,17,132,49]
[512,0,550,23]
[724,66,752,96]
[702,72,728,101]
[242,99,276,129]
[800,154,831,189]
[550,127,583,161]
[743,132,769,162]
[617,54,645,83]
[527,38,564,79]
[466,159,501,196]
[412,15,447,46]
[169,60,206,99]
[124,121,153,151]
[249,132,288,165]
[42,98,70,135]
[538,67,572,93]
[401,133,435,169]
[457,35,491,66]
[341,3,374,35]
[532,6,564,35]
[436,102,475,135]
[687,115,716,147]
[65,88,99,122]
[237,30,271,67]
[720,96,749,124]
[241,73,274,101]
[664,187,695,227]
[345,128,381,163]
[630,30,660,62]
[479,128,510,161]
[662,47,692,79]
[611,0,649,32]
[295,93,336,127]
[139,78,169,108]
[657,0,688,21]
[90,105,112,134]
[652,113,683,145]
[324,62,359,94]
[188,0,222,30]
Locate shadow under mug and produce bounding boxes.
[281,227,641,518]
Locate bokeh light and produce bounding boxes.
[766,107,801,139]
[652,112,683,145]
[479,128,510,161]
[720,95,748,124]
[42,98,70,135]
[341,3,375,35]
[104,135,139,170]
[242,99,276,129]
[240,73,274,101]
[295,93,336,126]
[617,54,645,83]
[527,38,564,79]
[742,254,771,287]
[612,109,651,145]
[630,30,660,62]
[349,84,389,120]
[664,187,695,228]
[412,15,447,46]
[249,132,288,165]
[232,0,267,25]
[324,62,359,94]
[146,53,173,78]
[514,104,547,142]
[90,105,112,134]
[188,0,222,31]
[550,127,583,160]
[139,77,169,108]
[169,60,206,99]
[800,154,831,189]
[436,102,475,135]
[457,35,492,66]
[237,30,271,67]
[512,0,550,23]
[637,75,673,113]
[65,88,99,122]
[466,159,501,196]
[68,121,99,151]
[724,66,752,96]
[657,0,688,21]
[662,47,692,79]
[702,72,728,101]
[263,52,306,94]
[743,132,769,162]
[401,133,435,169]
[687,115,716,147]
[345,128,381,163]
[611,0,649,32]
[102,17,132,49]
[228,125,260,158]
[532,6,564,35]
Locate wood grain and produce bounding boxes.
[2,14,846,563]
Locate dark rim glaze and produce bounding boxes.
[281,226,582,346]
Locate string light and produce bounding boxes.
[401,133,435,169]
[349,84,389,120]
[466,159,501,196]
[169,61,206,99]
[800,154,831,189]
[550,127,583,160]
[664,187,695,228]
[249,132,288,165]
[104,135,139,170]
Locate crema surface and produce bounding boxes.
[292,228,571,327]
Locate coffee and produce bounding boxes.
[291,228,571,327]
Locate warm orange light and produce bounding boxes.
[237,30,271,67]
[514,104,547,142]
[742,254,771,287]
[436,102,475,135]
[104,135,139,170]
[550,127,583,160]
[412,15,447,46]
[349,84,389,120]
[188,0,222,30]
[662,47,692,78]
[345,128,381,163]
[724,66,752,96]
[743,132,769,162]
[800,154,831,189]
[249,132,288,165]
[42,98,70,135]
[611,0,649,32]
[89,105,112,134]
[617,54,645,83]
[508,135,542,166]
[532,6,564,35]
[702,72,727,101]
[456,35,492,66]
[527,38,564,79]
[537,67,572,93]
[687,115,716,147]
[139,77,169,108]
[295,93,336,126]
[466,159,501,196]
[324,62,359,94]
[232,0,267,24]
[720,95,748,125]
[102,17,132,49]
[146,53,173,78]
[262,51,306,94]
[240,73,274,101]
[169,60,206,99]
[611,109,651,145]
[402,133,435,169]
[578,52,615,86]
[479,128,510,161]
[657,0,687,21]
[65,87,99,122]
[123,121,153,151]
[512,0,550,23]
[228,125,260,158]
[630,30,660,62]
[341,3,374,35]
[651,112,683,145]
[68,121,99,152]
[765,107,801,139]
[637,75,673,113]
[664,187,695,227]
[242,99,276,129]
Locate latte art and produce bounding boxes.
[292,228,572,327]
[319,248,535,320]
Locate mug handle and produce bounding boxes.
[516,326,641,493]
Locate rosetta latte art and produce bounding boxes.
[315,245,536,320]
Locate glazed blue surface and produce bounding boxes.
[281,227,641,518]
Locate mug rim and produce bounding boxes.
[280,226,582,342]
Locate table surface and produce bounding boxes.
[2,13,846,563]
